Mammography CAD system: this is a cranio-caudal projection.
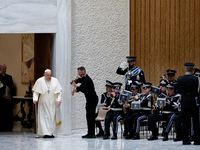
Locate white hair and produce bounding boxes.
[44,69,51,73]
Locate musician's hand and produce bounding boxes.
[107,92,111,97]
[159,106,163,109]
[33,100,37,105]
[71,90,75,95]
[124,104,130,108]
[57,101,61,107]
[71,81,77,88]
[166,100,170,105]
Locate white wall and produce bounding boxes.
[71,0,129,129]
[0,0,57,33]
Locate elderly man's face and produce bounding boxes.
[1,66,6,75]
[44,71,51,81]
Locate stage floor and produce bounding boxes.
[0,125,199,150]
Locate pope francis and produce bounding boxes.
[33,69,62,138]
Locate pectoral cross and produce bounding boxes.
[48,89,50,94]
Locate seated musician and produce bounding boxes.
[131,83,153,140]
[95,80,114,137]
[159,79,168,96]
[123,82,141,139]
[103,82,124,140]
[147,83,181,141]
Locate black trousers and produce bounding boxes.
[174,113,182,138]
[104,110,123,136]
[181,107,200,143]
[126,111,140,136]
[86,99,98,136]
[0,98,13,131]
[148,113,174,135]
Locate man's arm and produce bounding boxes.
[33,92,39,104]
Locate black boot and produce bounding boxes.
[111,134,117,140]
[125,133,133,139]
[132,133,140,140]
[174,136,182,142]
[148,134,158,141]
[103,134,109,140]
[96,130,104,137]
[162,133,168,141]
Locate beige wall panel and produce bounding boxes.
[149,0,156,84]
[195,0,200,68]
[145,0,150,82]
[130,0,200,86]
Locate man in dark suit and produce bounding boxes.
[71,66,98,138]
[177,63,200,145]
[0,64,14,131]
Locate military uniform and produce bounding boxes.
[131,83,153,140]
[103,82,125,140]
[148,83,181,141]
[116,57,145,91]
[177,63,200,145]
[95,80,113,136]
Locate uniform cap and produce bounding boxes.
[126,56,137,63]
[184,63,195,68]
[105,80,113,87]
[166,69,176,75]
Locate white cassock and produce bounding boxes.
[32,76,62,136]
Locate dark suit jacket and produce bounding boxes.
[0,73,14,97]
[177,74,199,109]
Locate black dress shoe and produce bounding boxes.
[96,131,104,137]
[111,134,117,140]
[43,135,54,138]
[125,135,132,139]
[182,141,191,145]
[148,135,158,141]
[132,133,140,140]
[82,134,89,138]
[193,141,200,145]
[123,132,128,137]
[162,134,168,141]
[103,135,109,140]
[87,135,96,138]
[174,137,182,142]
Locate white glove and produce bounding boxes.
[119,61,127,71]
[127,80,132,85]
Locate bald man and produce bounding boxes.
[0,64,14,131]
[33,69,62,138]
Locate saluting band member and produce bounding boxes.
[177,63,200,145]
[116,57,145,91]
